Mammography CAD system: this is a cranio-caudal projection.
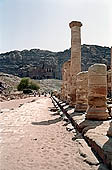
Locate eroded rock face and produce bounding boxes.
[107,69,111,97]
[86,64,109,120]
[107,47,112,137]
[75,71,88,112]
[69,21,82,106]
[111,47,112,97]
[0,45,111,80]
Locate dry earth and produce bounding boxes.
[0,96,108,170]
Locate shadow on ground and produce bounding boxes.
[31,117,62,126]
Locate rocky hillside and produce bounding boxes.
[0,72,21,93]
[0,44,111,79]
[0,72,62,99]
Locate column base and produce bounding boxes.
[69,93,76,107]
[75,103,87,112]
[107,121,112,137]
[86,106,109,120]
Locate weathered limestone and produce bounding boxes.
[86,64,109,120]
[66,60,71,103]
[69,21,82,106]
[61,64,65,101]
[61,62,68,101]
[75,71,88,112]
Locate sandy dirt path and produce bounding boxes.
[0,96,108,170]
[0,96,41,110]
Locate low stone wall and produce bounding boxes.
[52,96,112,169]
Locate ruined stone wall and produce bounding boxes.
[86,64,109,120]
[75,71,88,112]
[61,62,68,101]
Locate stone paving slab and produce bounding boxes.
[52,96,112,169]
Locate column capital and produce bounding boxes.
[69,21,82,28]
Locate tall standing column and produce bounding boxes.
[86,64,109,120]
[69,21,82,106]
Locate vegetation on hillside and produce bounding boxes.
[17,78,40,92]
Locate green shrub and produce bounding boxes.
[17,78,40,92]
[28,81,40,91]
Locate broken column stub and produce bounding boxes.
[86,64,109,120]
[69,21,82,106]
[75,71,88,112]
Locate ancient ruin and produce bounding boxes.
[69,21,82,106]
[75,71,88,112]
[61,61,68,101]
[86,64,109,120]
[65,60,71,103]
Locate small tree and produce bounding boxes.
[17,78,40,92]
[17,78,29,91]
[28,80,40,91]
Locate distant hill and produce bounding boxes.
[0,72,62,95]
[0,44,111,80]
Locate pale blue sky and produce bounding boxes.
[0,0,112,53]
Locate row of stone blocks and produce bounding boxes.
[60,21,112,137]
[62,63,109,119]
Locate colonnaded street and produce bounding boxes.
[0,96,108,170]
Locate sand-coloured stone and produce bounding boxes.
[69,21,82,106]
[75,71,88,112]
[66,60,71,103]
[61,62,68,101]
[86,64,109,120]
[61,64,65,101]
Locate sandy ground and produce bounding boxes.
[0,96,108,170]
[0,96,41,110]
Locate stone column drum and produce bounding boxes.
[61,64,65,101]
[69,21,82,106]
[66,60,71,103]
[75,71,88,112]
[61,62,68,101]
[86,64,109,120]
